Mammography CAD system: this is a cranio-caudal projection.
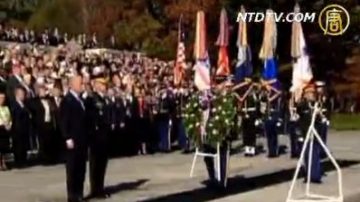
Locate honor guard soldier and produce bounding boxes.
[261,82,282,158]
[315,81,330,157]
[157,84,173,152]
[233,78,253,140]
[288,91,301,158]
[85,67,111,199]
[298,83,323,183]
[241,81,259,156]
[173,85,189,152]
[202,84,230,189]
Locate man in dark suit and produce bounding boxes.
[6,63,23,104]
[60,76,88,202]
[28,83,57,164]
[10,86,31,168]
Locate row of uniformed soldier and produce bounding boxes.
[232,78,282,158]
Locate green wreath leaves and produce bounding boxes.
[183,92,236,147]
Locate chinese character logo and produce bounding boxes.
[318,4,350,36]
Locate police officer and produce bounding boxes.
[86,68,111,199]
[298,83,323,183]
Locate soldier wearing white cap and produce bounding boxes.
[315,81,330,158]
[85,67,111,199]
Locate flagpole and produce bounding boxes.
[178,14,183,43]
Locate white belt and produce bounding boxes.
[242,107,256,112]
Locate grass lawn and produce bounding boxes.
[331,114,360,131]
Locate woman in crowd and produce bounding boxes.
[0,88,12,170]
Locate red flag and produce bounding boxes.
[216,46,230,76]
[215,8,230,76]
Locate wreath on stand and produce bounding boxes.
[183,92,236,148]
[183,94,202,147]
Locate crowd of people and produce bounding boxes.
[0,36,197,170]
[0,24,118,49]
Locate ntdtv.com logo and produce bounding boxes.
[236,10,316,23]
[236,4,350,36]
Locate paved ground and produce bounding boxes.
[0,131,359,202]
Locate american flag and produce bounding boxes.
[174,15,187,86]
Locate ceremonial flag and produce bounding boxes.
[290,4,313,100]
[215,8,230,76]
[194,11,211,91]
[174,15,187,86]
[235,5,253,83]
[259,9,279,88]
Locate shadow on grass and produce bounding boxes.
[140,160,359,202]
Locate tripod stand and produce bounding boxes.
[286,102,343,202]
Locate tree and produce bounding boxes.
[27,0,84,34]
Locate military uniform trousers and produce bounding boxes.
[264,114,279,157]
[173,118,188,150]
[157,117,170,152]
[288,120,300,158]
[203,142,229,187]
[89,130,109,195]
[303,138,322,183]
[242,116,257,148]
[317,121,328,158]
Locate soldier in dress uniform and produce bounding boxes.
[108,86,126,157]
[172,85,189,152]
[288,92,300,158]
[157,84,173,152]
[203,81,232,189]
[297,83,323,183]
[85,68,111,199]
[261,82,282,158]
[315,81,330,158]
[241,81,260,157]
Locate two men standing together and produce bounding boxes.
[61,73,110,202]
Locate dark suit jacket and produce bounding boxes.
[49,96,63,131]
[60,92,88,149]
[28,97,56,133]
[10,101,31,148]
